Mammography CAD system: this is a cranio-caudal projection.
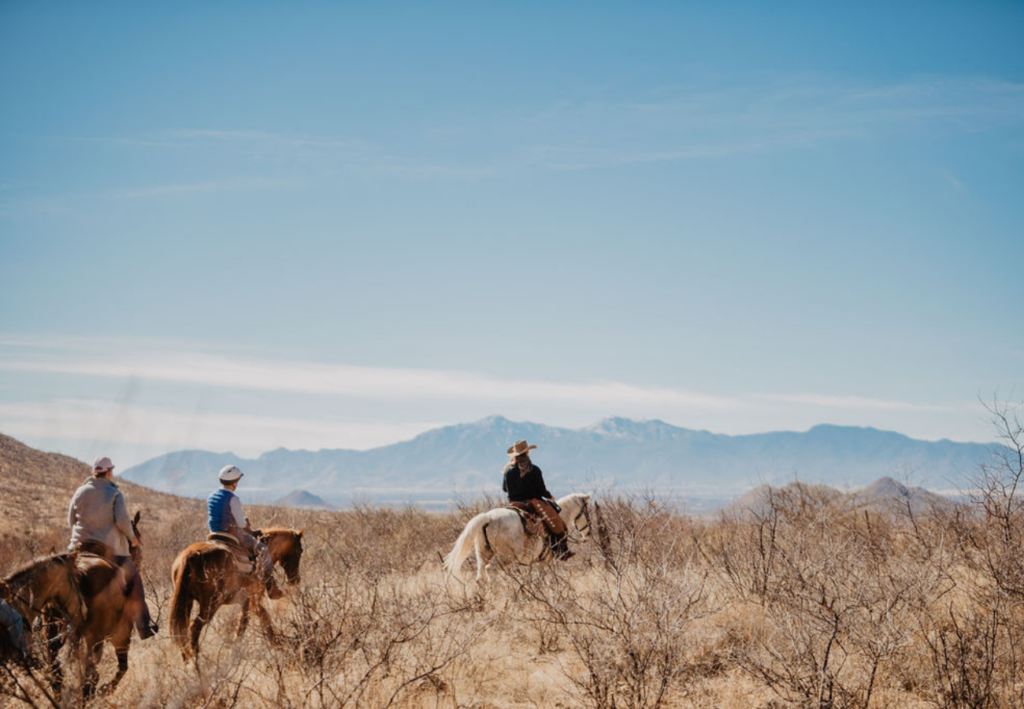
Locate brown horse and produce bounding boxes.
[170,527,304,662]
[2,553,86,650]
[43,511,148,696]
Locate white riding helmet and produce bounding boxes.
[219,465,243,483]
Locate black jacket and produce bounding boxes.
[502,461,552,503]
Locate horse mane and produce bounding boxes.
[259,526,300,538]
[4,554,68,586]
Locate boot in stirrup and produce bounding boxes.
[551,532,574,561]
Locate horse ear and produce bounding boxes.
[298,526,305,537]
[133,511,141,525]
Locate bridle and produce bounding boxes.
[572,498,592,539]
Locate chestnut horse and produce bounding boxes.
[43,511,147,696]
[2,552,86,651]
[170,527,304,662]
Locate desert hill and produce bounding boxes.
[722,475,953,519]
[274,489,336,510]
[0,433,205,567]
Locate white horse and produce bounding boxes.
[444,493,592,582]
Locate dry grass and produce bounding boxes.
[2,407,1024,709]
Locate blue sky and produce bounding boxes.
[1,2,1022,467]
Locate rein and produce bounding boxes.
[573,499,592,537]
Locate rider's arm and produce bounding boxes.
[112,492,138,546]
[535,467,553,500]
[67,492,77,529]
[229,495,246,530]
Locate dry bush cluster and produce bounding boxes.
[3,404,1024,708]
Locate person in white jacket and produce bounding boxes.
[67,456,157,638]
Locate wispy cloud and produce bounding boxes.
[113,176,299,199]
[515,74,1024,170]
[171,129,356,151]
[941,168,966,191]
[0,399,438,455]
[0,336,952,415]
[758,393,951,413]
[35,74,1024,189]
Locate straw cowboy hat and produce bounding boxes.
[507,440,538,457]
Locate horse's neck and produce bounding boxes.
[264,532,291,563]
[11,563,59,617]
[558,495,581,520]
[41,562,71,605]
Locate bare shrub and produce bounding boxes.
[508,495,711,709]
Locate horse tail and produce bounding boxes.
[169,553,194,649]
[444,513,489,577]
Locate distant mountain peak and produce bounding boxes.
[477,414,509,425]
[274,489,335,510]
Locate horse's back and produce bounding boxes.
[172,542,222,582]
[75,554,119,597]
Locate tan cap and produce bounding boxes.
[506,440,537,457]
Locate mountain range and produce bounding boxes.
[119,416,999,509]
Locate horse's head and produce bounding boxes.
[130,511,142,567]
[567,493,593,541]
[264,527,305,585]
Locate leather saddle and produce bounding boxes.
[206,533,255,575]
[72,540,115,562]
[507,503,549,539]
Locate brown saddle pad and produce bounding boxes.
[205,533,255,574]
[507,503,548,539]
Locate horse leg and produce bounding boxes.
[474,536,489,583]
[237,597,251,638]
[190,597,216,667]
[43,612,66,692]
[253,600,278,647]
[100,623,132,695]
[82,638,103,699]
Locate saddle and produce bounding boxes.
[72,540,115,562]
[206,533,255,575]
[507,502,549,539]
[70,541,131,595]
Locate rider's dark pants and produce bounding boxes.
[236,530,275,580]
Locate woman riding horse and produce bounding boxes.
[503,440,573,560]
[66,456,157,639]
